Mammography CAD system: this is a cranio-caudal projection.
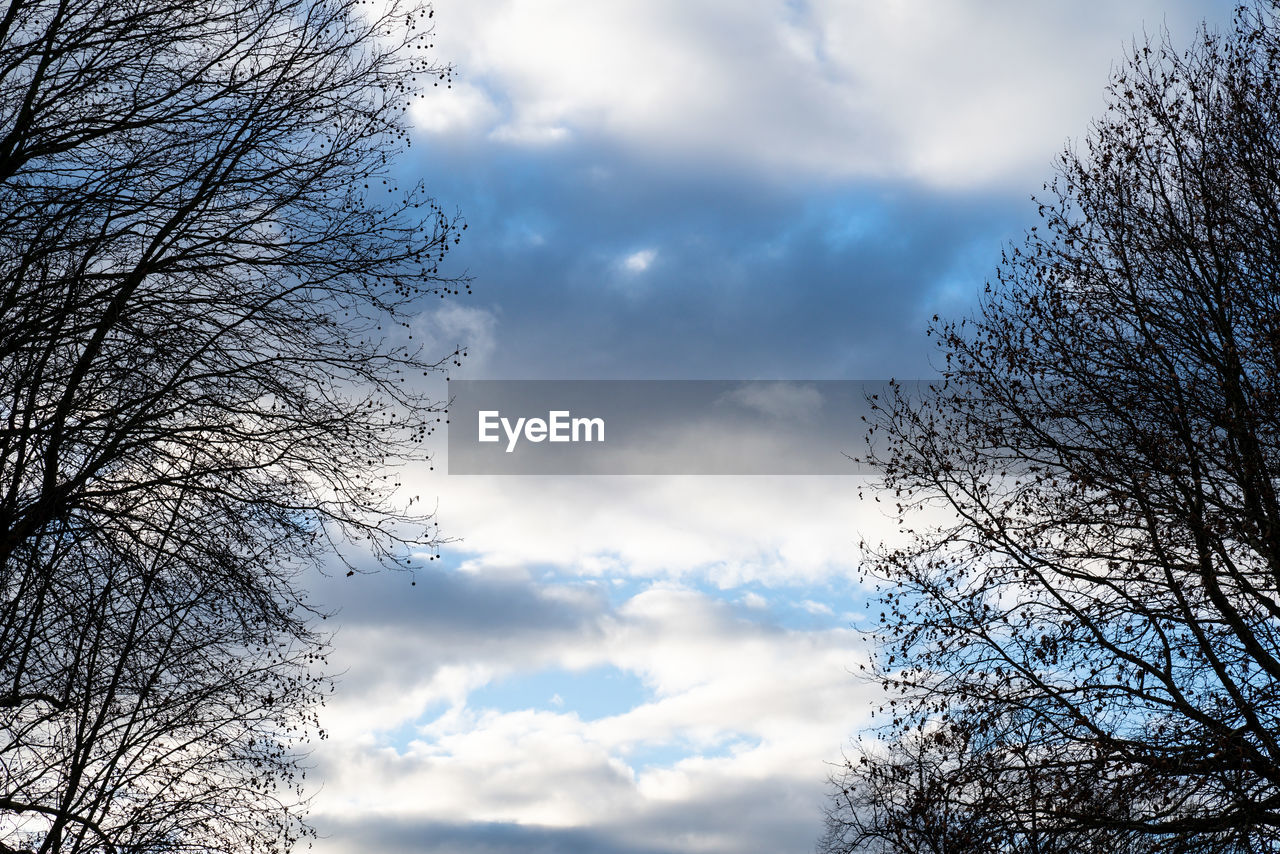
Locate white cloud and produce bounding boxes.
[408,81,500,137]
[424,473,898,586]
[419,0,1229,188]
[300,376,974,851]
[622,248,657,273]
[309,426,957,850]
[308,581,875,853]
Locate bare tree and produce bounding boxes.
[3,528,326,853]
[821,705,1195,854]
[843,2,1280,850]
[0,0,465,849]
[821,729,1006,854]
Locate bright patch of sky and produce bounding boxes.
[622,248,658,273]
[468,665,651,721]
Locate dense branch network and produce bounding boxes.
[826,4,1280,852]
[0,0,466,851]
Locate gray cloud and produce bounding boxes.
[311,765,834,854]
[311,561,607,636]
[313,817,680,854]
[400,140,1029,381]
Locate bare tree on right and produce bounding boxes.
[829,3,1280,851]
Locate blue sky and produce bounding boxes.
[305,2,1236,852]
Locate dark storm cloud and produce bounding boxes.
[403,137,1034,380]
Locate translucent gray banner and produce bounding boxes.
[446,380,921,475]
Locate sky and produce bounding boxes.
[304,2,1236,853]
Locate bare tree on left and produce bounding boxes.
[0,0,465,850]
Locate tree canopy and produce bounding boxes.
[0,0,464,850]
[827,3,1280,851]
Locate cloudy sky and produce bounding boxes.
[306,2,1234,852]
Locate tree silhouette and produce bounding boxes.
[0,0,464,850]
[839,2,1280,850]
[821,704,1215,853]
